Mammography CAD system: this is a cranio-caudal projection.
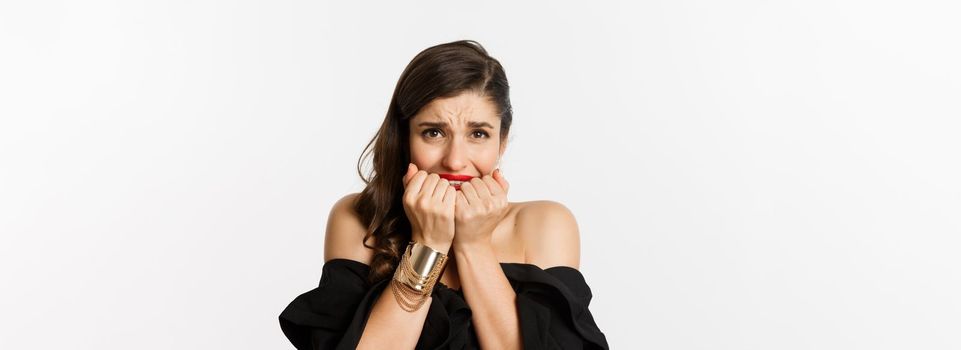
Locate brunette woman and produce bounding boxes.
[280,40,609,350]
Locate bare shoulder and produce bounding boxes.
[515,200,581,270]
[323,192,375,265]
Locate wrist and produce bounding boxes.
[411,235,451,254]
[390,241,449,312]
[452,238,492,252]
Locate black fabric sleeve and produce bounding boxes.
[278,259,386,350]
[505,264,610,350]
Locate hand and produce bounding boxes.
[402,163,456,253]
[453,169,510,249]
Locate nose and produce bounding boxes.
[441,137,468,172]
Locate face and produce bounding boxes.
[409,91,506,190]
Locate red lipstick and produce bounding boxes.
[439,174,474,181]
[438,174,475,190]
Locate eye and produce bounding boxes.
[472,130,490,138]
[422,128,444,138]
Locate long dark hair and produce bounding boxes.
[353,40,513,284]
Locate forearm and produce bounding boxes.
[356,278,432,350]
[358,238,451,350]
[455,242,522,350]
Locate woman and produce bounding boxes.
[279,40,609,350]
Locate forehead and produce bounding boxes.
[412,92,499,127]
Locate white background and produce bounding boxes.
[2,1,959,349]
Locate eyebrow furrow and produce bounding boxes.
[418,121,494,129]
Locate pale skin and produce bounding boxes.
[326,92,582,350]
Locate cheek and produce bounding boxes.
[409,144,441,166]
[409,139,424,157]
[478,153,500,173]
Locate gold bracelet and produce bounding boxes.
[391,241,448,312]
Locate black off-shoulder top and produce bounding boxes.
[279,258,609,349]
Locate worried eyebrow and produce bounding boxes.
[417,121,495,130]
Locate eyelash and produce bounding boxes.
[422,128,490,139]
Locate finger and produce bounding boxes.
[455,190,468,209]
[432,178,450,200]
[481,174,502,196]
[403,163,417,187]
[494,168,510,193]
[406,170,428,196]
[420,173,440,197]
[443,185,457,205]
[469,177,492,198]
[460,180,481,205]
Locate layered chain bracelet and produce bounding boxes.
[390,241,449,312]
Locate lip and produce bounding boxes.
[439,174,474,191]
[438,174,475,182]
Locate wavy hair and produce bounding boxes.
[353,40,513,284]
